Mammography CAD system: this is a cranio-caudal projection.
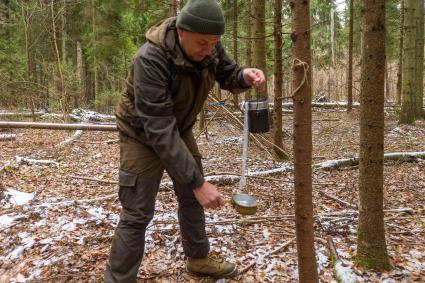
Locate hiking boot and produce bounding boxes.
[186,255,238,279]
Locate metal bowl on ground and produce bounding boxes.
[231,193,257,215]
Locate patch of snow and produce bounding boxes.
[3,188,35,205]
[5,232,35,260]
[0,214,17,228]
[215,137,242,145]
[334,261,358,283]
[87,206,106,221]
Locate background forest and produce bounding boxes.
[0,0,413,114]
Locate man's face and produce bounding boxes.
[177,29,221,62]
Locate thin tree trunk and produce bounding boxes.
[385,58,390,102]
[290,1,318,282]
[273,0,285,159]
[76,41,84,108]
[168,0,177,17]
[91,0,98,107]
[414,0,424,118]
[61,0,66,64]
[232,0,239,108]
[245,0,253,101]
[399,0,417,124]
[252,0,267,99]
[357,0,391,270]
[51,0,68,122]
[21,3,36,118]
[396,0,404,105]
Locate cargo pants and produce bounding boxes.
[104,131,209,283]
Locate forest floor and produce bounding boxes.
[0,107,424,282]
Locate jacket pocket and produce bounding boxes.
[118,169,138,209]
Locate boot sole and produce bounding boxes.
[187,265,238,279]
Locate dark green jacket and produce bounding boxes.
[116,17,249,190]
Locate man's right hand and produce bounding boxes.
[193,181,225,209]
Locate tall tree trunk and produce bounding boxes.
[231,0,239,108]
[290,1,318,282]
[273,0,285,159]
[414,0,424,118]
[385,58,390,102]
[76,41,84,108]
[357,0,391,270]
[396,0,404,105]
[169,0,177,17]
[51,0,68,121]
[252,0,267,99]
[245,0,253,101]
[399,0,417,124]
[21,3,36,116]
[91,0,98,107]
[61,0,66,64]
[347,0,354,111]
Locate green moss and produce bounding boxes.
[355,258,392,271]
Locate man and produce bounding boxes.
[104,0,265,281]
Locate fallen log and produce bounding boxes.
[0,134,16,141]
[0,121,117,131]
[315,151,425,170]
[56,130,83,147]
[327,236,358,283]
[0,111,45,118]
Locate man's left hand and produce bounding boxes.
[242,68,266,90]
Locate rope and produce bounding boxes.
[292,58,310,95]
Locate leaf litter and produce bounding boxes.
[0,110,424,282]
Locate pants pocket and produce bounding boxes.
[118,168,138,210]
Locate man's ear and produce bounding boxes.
[176,28,184,39]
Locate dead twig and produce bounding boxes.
[317,190,357,209]
[239,237,296,275]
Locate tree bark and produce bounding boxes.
[399,0,417,124]
[245,0,253,100]
[231,0,239,108]
[252,0,267,99]
[414,0,424,118]
[51,0,68,122]
[273,0,285,159]
[168,0,177,17]
[76,41,84,107]
[396,0,404,105]
[357,0,391,270]
[347,0,354,111]
[290,1,319,282]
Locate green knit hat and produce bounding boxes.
[176,0,225,35]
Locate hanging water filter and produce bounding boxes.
[246,98,270,133]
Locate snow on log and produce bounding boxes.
[327,236,359,283]
[56,130,83,147]
[0,134,16,141]
[315,151,425,170]
[69,109,115,122]
[15,156,58,166]
[0,121,117,131]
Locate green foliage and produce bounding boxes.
[95,90,121,113]
[0,0,405,111]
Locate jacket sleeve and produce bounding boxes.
[133,43,205,190]
[214,43,251,94]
